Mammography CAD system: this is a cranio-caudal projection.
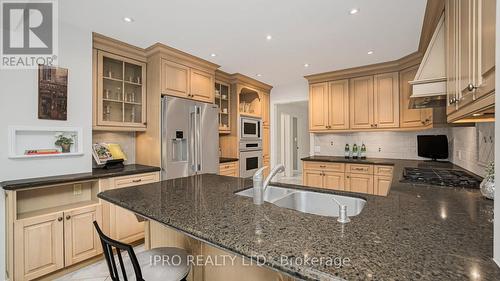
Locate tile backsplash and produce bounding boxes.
[312,123,494,176]
[92,131,136,166]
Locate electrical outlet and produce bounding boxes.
[330,141,334,146]
[378,147,382,152]
[73,184,82,195]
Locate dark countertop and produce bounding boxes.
[97,159,499,281]
[220,157,239,164]
[302,155,395,166]
[1,164,161,190]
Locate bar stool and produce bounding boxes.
[93,221,189,281]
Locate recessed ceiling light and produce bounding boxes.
[367,50,374,55]
[266,35,272,41]
[349,8,359,15]
[256,74,262,77]
[210,53,217,57]
[123,17,134,23]
[304,63,310,68]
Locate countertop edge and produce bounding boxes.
[1,165,161,190]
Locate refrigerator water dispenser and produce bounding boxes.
[171,130,187,162]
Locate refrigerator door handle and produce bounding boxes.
[190,109,197,173]
[196,106,202,173]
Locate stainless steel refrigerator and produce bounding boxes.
[161,96,219,180]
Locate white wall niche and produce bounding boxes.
[8,126,84,159]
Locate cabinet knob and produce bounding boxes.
[66,215,71,220]
[58,217,63,222]
[466,83,477,92]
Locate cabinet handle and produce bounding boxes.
[319,165,326,168]
[346,176,350,179]
[66,215,71,220]
[58,217,63,222]
[132,179,142,183]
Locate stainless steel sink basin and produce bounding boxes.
[236,186,295,202]
[236,186,366,217]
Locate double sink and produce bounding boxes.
[236,186,366,218]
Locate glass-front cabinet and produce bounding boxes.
[95,50,146,130]
[215,81,230,133]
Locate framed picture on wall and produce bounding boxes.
[38,65,68,120]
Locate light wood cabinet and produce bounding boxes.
[349,76,374,129]
[261,92,270,127]
[263,155,270,178]
[303,161,393,196]
[374,176,393,196]
[309,83,330,131]
[191,69,214,103]
[64,205,102,266]
[345,173,374,194]
[373,72,400,128]
[323,171,345,191]
[162,60,190,98]
[303,169,324,188]
[446,0,496,122]
[309,80,349,131]
[400,66,434,128]
[219,161,239,177]
[160,59,215,103]
[109,172,159,244]
[14,212,64,281]
[328,80,350,130]
[94,50,147,130]
[215,81,231,133]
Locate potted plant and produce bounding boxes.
[480,161,495,200]
[55,133,75,153]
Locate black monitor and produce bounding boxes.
[417,135,449,161]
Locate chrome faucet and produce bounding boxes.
[263,164,285,192]
[252,164,285,205]
[332,197,350,223]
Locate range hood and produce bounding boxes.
[409,14,447,109]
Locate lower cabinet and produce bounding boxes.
[219,161,239,177]
[64,205,103,266]
[303,161,393,196]
[14,212,64,281]
[345,173,374,194]
[14,204,102,281]
[109,172,160,244]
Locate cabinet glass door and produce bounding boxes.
[97,51,146,128]
[215,81,230,132]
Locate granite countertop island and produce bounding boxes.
[97,159,499,280]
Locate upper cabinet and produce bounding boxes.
[446,0,495,122]
[349,76,375,129]
[160,58,215,103]
[215,80,231,133]
[309,80,349,132]
[93,37,148,131]
[400,66,434,128]
[261,91,270,127]
[309,83,330,131]
[161,60,190,97]
[373,72,400,128]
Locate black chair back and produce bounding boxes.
[93,221,144,281]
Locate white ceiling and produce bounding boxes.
[60,0,427,87]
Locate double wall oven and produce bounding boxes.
[239,117,263,178]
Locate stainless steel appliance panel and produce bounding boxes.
[239,149,263,178]
[240,117,262,140]
[161,96,219,180]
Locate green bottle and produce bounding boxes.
[360,143,367,159]
[352,144,358,159]
[344,144,350,159]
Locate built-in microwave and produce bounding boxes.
[240,117,261,140]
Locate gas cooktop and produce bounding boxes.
[401,167,482,189]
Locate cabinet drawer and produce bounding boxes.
[303,161,345,172]
[219,162,238,177]
[346,164,373,175]
[219,162,237,171]
[113,172,159,189]
[374,165,394,176]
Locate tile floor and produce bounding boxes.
[55,245,145,281]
